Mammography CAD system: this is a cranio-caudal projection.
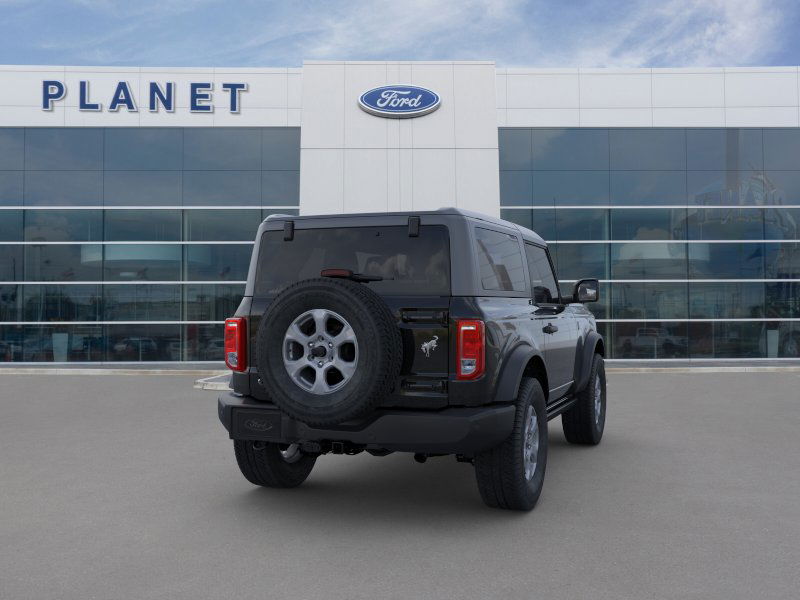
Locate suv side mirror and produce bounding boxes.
[572,279,599,303]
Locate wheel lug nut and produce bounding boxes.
[308,342,313,347]
[317,361,323,367]
[328,342,333,348]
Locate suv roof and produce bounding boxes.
[264,207,546,246]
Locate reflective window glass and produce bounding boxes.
[774,322,800,358]
[611,208,687,240]
[183,128,261,170]
[500,171,532,206]
[474,227,526,292]
[689,282,765,319]
[687,208,764,240]
[611,243,687,279]
[612,321,689,359]
[104,128,182,170]
[764,170,800,204]
[689,322,765,358]
[498,129,532,170]
[262,128,300,170]
[104,210,181,241]
[103,245,181,281]
[766,282,800,318]
[104,171,182,206]
[183,171,260,206]
[184,323,224,361]
[24,210,102,241]
[555,209,608,241]
[689,243,764,279]
[22,285,101,321]
[763,129,800,170]
[0,246,23,281]
[0,325,24,361]
[611,282,688,320]
[686,129,763,171]
[24,171,103,206]
[185,284,245,321]
[0,129,24,169]
[550,243,608,280]
[25,128,103,170]
[765,242,800,278]
[533,171,610,206]
[262,171,299,206]
[611,171,686,205]
[525,244,559,303]
[105,324,181,361]
[0,210,22,241]
[104,285,181,320]
[687,170,772,205]
[24,244,102,281]
[500,208,555,241]
[184,209,261,241]
[0,171,23,205]
[532,129,609,170]
[610,129,685,170]
[185,244,251,281]
[0,285,21,321]
[22,324,104,362]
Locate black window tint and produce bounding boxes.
[0,129,24,170]
[262,128,300,170]
[25,210,102,241]
[474,227,526,292]
[183,171,260,206]
[184,209,261,241]
[104,171,182,206]
[525,244,559,304]
[183,128,261,170]
[533,129,609,170]
[104,128,182,170]
[25,171,103,206]
[0,170,23,205]
[104,210,181,241]
[25,128,103,170]
[256,225,450,296]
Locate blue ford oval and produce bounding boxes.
[358,85,440,118]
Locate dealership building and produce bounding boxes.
[0,61,798,363]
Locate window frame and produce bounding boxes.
[472,225,529,297]
[524,241,563,305]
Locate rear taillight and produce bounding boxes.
[456,319,485,380]
[224,318,247,372]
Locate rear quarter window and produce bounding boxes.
[255,225,450,296]
[474,227,526,292]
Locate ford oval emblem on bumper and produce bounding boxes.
[358,85,440,118]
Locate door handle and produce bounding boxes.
[542,323,558,334]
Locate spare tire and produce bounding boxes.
[255,278,402,426]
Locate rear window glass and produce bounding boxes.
[474,227,526,292]
[255,225,450,296]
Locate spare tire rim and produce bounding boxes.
[523,405,539,481]
[283,309,359,395]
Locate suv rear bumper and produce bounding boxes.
[218,393,514,455]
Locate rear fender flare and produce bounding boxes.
[493,344,542,404]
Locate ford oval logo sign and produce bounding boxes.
[358,85,440,118]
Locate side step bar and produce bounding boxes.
[546,394,578,420]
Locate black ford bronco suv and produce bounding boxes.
[218,208,606,511]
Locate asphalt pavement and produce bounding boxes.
[1,371,799,599]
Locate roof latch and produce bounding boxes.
[408,216,420,237]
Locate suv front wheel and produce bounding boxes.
[474,377,548,511]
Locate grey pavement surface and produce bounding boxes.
[1,372,799,600]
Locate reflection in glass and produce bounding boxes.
[262,171,300,206]
[22,325,104,362]
[611,243,686,279]
[533,129,609,170]
[0,170,23,205]
[0,129,24,170]
[765,242,800,278]
[104,210,181,241]
[774,322,800,357]
[687,170,775,205]
[611,208,686,240]
[262,128,301,170]
[689,322,765,358]
[0,246,23,281]
[25,245,102,281]
[533,171,609,206]
[686,129,763,171]
[183,171,260,205]
[611,282,687,320]
[24,210,102,241]
[689,243,764,279]
[689,282,764,319]
[185,245,252,281]
[103,245,181,281]
[23,285,101,322]
[550,243,608,280]
[184,210,261,241]
[25,128,103,170]
[104,128,182,170]
[500,171,532,206]
[765,282,800,318]
[0,210,22,241]
[185,324,225,361]
[498,129,532,170]
[185,284,245,320]
[24,171,103,206]
[500,209,555,241]
[610,129,685,170]
[611,171,686,205]
[612,321,688,359]
[104,171,182,206]
[687,208,764,240]
[104,285,181,320]
[555,209,608,241]
[0,285,20,321]
[183,128,261,170]
[106,324,181,361]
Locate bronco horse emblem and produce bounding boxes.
[420,335,439,358]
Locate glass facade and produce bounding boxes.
[500,128,800,359]
[0,127,299,362]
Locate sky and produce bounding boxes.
[0,0,798,68]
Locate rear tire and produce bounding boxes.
[474,377,548,511]
[233,441,316,488]
[562,353,606,445]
